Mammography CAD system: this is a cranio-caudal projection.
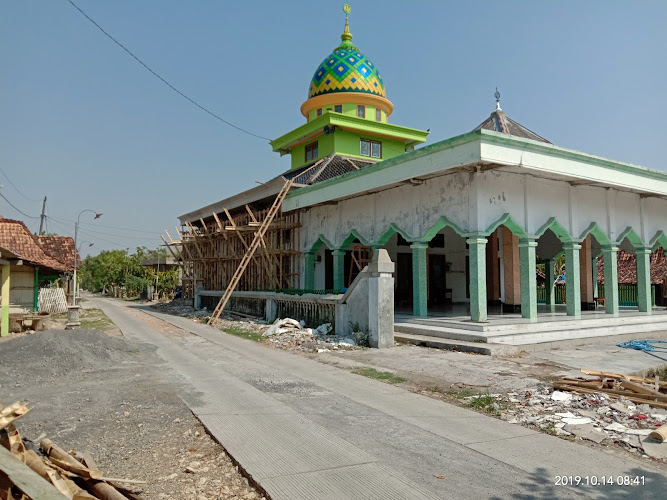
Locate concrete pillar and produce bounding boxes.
[579,237,594,310]
[332,250,346,292]
[304,252,315,290]
[564,242,582,317]
[602,245,619,316]
[368,249,395,348]
[265,298,277,322]
[502,226,521,313]
[545,259,556,309]
[410,242,428,317]
[636,247,652,314]
[1,264,9,337]
[518,239,538,320]
[468,237,488,322]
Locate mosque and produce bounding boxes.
[176,6,667,337]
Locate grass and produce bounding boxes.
[643,364,667,382]
[79,309,116,333]
[223,326,264,342]
[352,367,406,384]
[445,388,476,398]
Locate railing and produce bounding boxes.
[275,299,336,327]
[537,284,656,306]
[536,285,566,304]
[261,288,338,295]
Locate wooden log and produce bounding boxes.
[5,425,25,463]
[553,383,667,409]
[620,380,667,401]
[40,439,102,480]
[580,369,667,389]
[45,469,75,499]
[84,480,129,500]
[0,445,65,500]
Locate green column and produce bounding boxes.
[34,266,39,312]
[602,245,619,316]
[592,256,598,298]
[332,249,346,292]
[1,265,9,337]
[467,237,487,322]
[410,242,428,317]
[304,252,315,290]
[636,247,652,314]
[564,242,582,317]
[518,239,538,321]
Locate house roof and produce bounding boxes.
[473,109,551,144]
[597,248,666,284]
[0,219,68,272]
[281,153,378,186]
[37,235,80,271]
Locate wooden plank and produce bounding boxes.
[212,212,224,231]
[580,369,667,389]
[0,445,66,500]
[553,383,667,409]
[620,380,667,400]
[164,229,175,244]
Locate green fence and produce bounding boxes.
[536,286,566,304]
[538,284,656,306]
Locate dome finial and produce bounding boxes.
[341,4,353,45]
[494,87,502,111]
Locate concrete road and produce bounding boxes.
[92,296,666,500]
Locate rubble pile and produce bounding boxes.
[497,369,667,461]
[1,402,145,499]
[262,318,359,352]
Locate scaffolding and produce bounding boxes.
[163,179,301,301]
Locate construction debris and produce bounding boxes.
[261,317,358,352]
[0,402,144,499]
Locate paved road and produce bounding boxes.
[92,297,666,500]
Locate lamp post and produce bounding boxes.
[73,210,102,304]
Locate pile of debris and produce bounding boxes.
[262,318,359,352]
[1,401,144,499]
[496,369,667,461]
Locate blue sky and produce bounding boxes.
[1,1,665,255]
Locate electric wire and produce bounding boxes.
[66,0,271,141]
[46,214,162,235]
[0,166,41,202]
[0,193,40,219]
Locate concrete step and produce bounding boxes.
[394,323,488,342]
[394,332,520,355]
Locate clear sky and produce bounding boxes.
[1,1,665,256]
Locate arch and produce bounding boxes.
[374,223,414,247]
[578,222,612,246]
[534,218,573,242]
[339,229,370,250]
[649,230,667,251]
[615,226,645,248]
[309,234,335,253]
[422,216,468,242]
[482,213,529,239]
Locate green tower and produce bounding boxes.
[271,5,429,170]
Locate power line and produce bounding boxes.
[66,0,271,141]
[0,166,41,202]
[0,193,40,219]
[46,214,162,235]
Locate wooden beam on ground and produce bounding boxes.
[0,445,66,500]
[580,369,667,389]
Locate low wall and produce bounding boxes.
[194,249,395,348]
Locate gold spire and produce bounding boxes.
[341,4,353,44]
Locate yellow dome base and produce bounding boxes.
[301,92,394,119]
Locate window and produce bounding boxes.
[360,139,382,159]
[305,141,318,162]
[375,108,381,121]
[357,105,365,118]
[334,104,342,113]
[316,108,322,117]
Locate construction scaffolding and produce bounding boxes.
[163,181,301,301]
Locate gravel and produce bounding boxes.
[0,328,265,499]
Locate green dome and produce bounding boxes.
[308,42,386,99]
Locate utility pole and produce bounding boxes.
[38,196,47,235]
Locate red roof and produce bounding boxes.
[0,219,67,272]
[38,235,80,271]
[597,248,666,284]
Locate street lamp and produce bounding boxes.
[73,210,102,304]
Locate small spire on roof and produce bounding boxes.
[494,87,502,111]
[341,4,353,45]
